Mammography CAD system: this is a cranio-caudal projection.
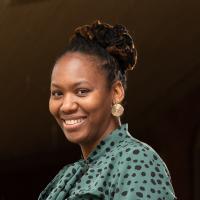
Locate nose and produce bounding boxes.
[60,94,78,114]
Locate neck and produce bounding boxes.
[81,118,121,160]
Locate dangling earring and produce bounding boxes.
[111,103,124,117]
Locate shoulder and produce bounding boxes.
[116,133,166,163]
[115,135,171,177]
[111,135,177,199]
[38,162,78,198]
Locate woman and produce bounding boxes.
[38,20,177,200]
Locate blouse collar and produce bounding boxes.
[83,123,129,164]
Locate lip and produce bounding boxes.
[61,116,87,131]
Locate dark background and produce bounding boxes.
[0,0,199,199]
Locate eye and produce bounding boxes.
[76,88,90,97]
[51,90,63,98]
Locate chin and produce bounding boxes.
[62,129,89,144]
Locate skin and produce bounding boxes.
[49,52,124,159]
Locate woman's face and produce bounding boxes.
[49,52,120,146]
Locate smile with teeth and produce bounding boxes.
[64,118,85,125]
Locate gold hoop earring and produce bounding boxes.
[111,103,124,117]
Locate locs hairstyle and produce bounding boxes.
[58,20,137,90]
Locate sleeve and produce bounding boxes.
[112,144,177,200]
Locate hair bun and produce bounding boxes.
[73,20,137,73]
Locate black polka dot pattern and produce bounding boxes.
[38,123,177,200]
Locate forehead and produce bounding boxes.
[51,52,107,87]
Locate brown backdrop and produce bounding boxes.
[0,0,199,199]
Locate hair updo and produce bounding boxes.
[60,20,137,90]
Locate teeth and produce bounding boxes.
[64,118,84,125]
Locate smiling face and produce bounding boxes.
[49,52,123,149]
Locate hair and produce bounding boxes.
[57,20,137,90]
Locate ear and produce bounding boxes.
[111,80,125,104]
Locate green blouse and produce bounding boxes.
[38,124,177,200]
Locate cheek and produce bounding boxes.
[82,92,112,116]
[49,99,59,117]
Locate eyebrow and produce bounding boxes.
[51,80,91,88]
